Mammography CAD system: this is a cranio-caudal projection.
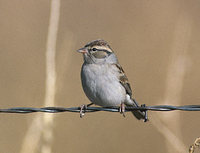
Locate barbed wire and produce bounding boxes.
[1,105,200,122]
[0,104,200,113]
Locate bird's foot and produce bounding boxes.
[80,104,86,118]
[79,103,93,118]
[119,103,126,117]
[141,104,148,122]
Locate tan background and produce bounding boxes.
[0,0,200,153]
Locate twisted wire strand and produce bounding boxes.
[0,105,200,114]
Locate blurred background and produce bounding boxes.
[0,0,200,153]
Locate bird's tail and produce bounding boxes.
[128,99,147,121]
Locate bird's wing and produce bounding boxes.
[112,64,145,120]
[114,64,132,97]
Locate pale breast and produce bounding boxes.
[81,63,126,106]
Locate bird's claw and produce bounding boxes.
[79,103,93,118]
[119,103,126,117]
[80,104,86,118]
[141,104,148,122]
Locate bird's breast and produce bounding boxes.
[81,63,126,106]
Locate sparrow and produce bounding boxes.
[77,39,146,121]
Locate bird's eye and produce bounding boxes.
[92,48,97,51]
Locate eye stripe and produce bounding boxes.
[91,46,113,53]
[96,49,112,54]
[89,48,112,55]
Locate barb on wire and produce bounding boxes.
[0,105,200,114]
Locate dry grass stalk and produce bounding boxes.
[20,116,43,153]
[42,0,60,153]
[20,0,60,153]
[189,137,200,153]
[152,11,192,153]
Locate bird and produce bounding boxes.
[77,39,146,121]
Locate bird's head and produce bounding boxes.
[77,39,118,64]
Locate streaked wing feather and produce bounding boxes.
[115,64,132,97]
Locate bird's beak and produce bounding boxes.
[77,48,88,54]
